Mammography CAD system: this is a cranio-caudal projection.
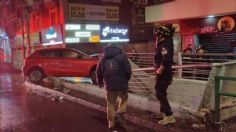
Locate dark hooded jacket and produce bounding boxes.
[96,46,131,91]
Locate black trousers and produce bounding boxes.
[155,76,173,116]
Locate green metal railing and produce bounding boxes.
[215,76,236,121]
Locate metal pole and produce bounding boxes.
[26,7,31,56]
[177,52,182,78]
[214,76,220,122]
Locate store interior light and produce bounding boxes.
[208,15,215,18]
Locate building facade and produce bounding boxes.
[1,0,135,69]
[145,0,236,54]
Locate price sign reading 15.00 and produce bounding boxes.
[106,12,118,19]
[70,6,85,18]
[106,8,118,20]
[71,10,85,18]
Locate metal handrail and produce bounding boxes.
[132,63,211,72]
[214,76,236,121]
[129,64,212,96]
[127,52,236,81]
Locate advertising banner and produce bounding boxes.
[41,24,63,45]
[69,4,119,21]
[100,24,129,43]
[64,23,129,43]
[64,24,100,43]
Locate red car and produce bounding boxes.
[22,48,99,84]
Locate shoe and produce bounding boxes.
[115,113,125,124]
[109,128,118,132]
[109,127,118,132]
[158,115,176,125]
[151,112,165,120]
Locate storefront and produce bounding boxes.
[180,15,236,53]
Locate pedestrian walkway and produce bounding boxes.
[25,77,217,131]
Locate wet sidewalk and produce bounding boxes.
[25,77,218,132]
[1,63,151,132]
[0,62,20,73]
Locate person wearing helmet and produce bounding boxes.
[153,25,176,125]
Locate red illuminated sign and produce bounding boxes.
[200,26,217,34]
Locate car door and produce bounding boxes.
[40,50,61,76]
[59,49,90,77]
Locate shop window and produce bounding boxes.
[6,0,15,16]
[7,4,11,16]
[23,23,27,32]
[34,15,41,30]
[49,8,58,25]
[13,23,17,34]
[16,23,21,33]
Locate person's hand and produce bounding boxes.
[155,65,164,75]
[155,68,162,75]
[98,84,103,88]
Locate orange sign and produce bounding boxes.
[217,16,235,32]
[90,35,100,43]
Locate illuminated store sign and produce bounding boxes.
[65,24,81,30]
[100,25,129,43]
[75,32,91,37]
[64,24,129,43]
[46,32,57,39]
[64,24,100,43]
[65,38,80,43]
[41,25,63,45]
[86,24,100,30]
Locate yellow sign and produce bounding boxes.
[90,35,100,43]
[69,4,119,21]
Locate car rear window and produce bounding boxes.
[61,50,84,59]
[39,50,59,57]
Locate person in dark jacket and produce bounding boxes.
[96,44,131,130]
[153,25,176,125]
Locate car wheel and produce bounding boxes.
[90,68,97,85]
[28,68,45,83]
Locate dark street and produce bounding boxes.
[0,63,150,132]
